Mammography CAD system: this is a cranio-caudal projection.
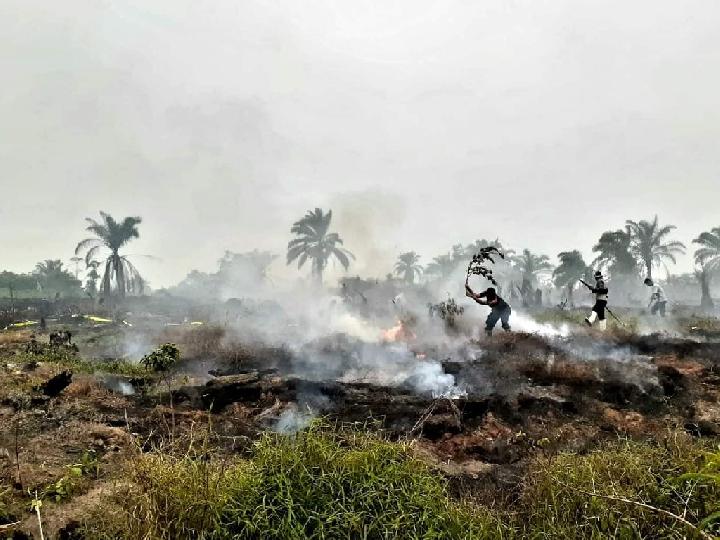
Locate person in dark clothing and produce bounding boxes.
[466,284,512,336]
[584,271,608,331]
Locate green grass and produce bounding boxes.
[517,436,720,539]
[10,349,150,377]
[80,423,506,540]
[78,427,720,540]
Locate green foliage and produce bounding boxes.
[9,349,149,377]
[141,343,181,373]
[676,450,720,534]
[40,450,99,503]
[0,484,13,523]
[0,270,37,297]
[519,437,719,539]
[81,424,505,539]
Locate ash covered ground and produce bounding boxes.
[2,291,720,536]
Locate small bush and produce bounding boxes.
[141,343,180,373]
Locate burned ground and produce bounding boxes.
[1,320,720,537]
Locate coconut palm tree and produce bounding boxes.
[75,212,144,300]
[287,208,354,285]
[552,250,591,306]
[511,249,553,286]
[394,252,423,285]
[693,226,720,308]
[425,254,457,280]
[625,216,686,280]
[592,229,637,278]
[34,260,81,296]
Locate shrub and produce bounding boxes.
[140,343,180,373]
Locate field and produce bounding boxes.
[1,311,720,539]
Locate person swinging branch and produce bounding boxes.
[582,270,609,330]
[466,283,512,337]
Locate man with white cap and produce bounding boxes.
[584,270,608,331]
[644,278,668,317]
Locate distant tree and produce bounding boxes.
[450,244,466,264]
[0,272,37,310]
[33,260,81,296]
[287,208,354,285]
[34,259,64,277]
[394,252,423,285]
[693,226,720,308]
[85,261,101,297]
[625,216,686,280]
[592,229,637,278]
[425,254,457,280]
[553,250,591,306]
[218,250,276,285]
[75,212,144,301]
[511,249,553,286]
[464,238,513,258]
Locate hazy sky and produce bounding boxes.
[2,0,720,288]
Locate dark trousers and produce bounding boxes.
[651,301,667,317]
[593,300,607,320]
[486,306,511,333]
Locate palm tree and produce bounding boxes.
[394,252,423,285]
[552,250,590,306]
[625,216,686,280]
[464,238,513,259]
[425,254,457,280]
[592,229,637,278]
[693,226,720,308]
[34,260,81,296]
[75,212,144,300]
[287,208,354,285]
[35,259,65,278]
[85,260,101,297]
[511,249,553,286]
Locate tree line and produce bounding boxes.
[2,209,719,308]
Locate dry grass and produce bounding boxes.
[0,329,33,346]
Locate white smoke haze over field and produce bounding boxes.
[3,0,720,290]
[4,0,714,412]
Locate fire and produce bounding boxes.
[382,320,416,343]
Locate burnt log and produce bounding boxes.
[38,370,73,397]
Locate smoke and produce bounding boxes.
[274,405,315,434]
[506,311,570,338]
[291,336,462,398]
